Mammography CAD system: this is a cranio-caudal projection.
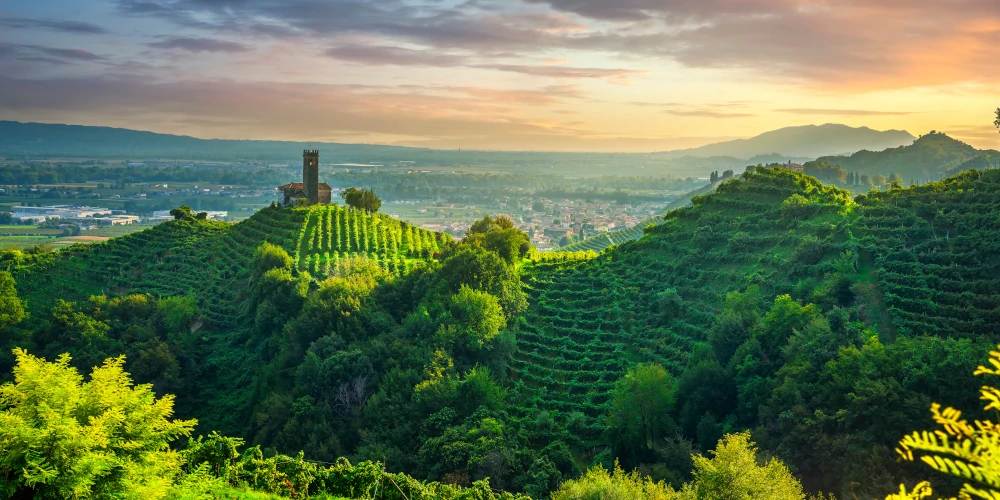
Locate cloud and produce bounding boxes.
[147,37,252,53]
[474,64,642,81]
[324,43,640,80]
[4,45,108,64]
[664,109,755,119]
[0,17,108,35]
[0,75,591,147]
[776,108,914,116]
[324,44,467,66]
[111,0,1000,90]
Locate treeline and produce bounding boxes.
[0,163,288,187]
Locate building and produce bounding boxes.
[279,150,332,206]
[92,215,141,225]
[12,205,112,221]
[785,161,805,172]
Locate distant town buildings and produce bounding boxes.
[13,205,112,221]
[12,205,141,225]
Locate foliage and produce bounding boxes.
[0,270,26,329]
[551,461,679,500]
[687,432,805,500]
[887,345,1000,500]
[554,432,810,500]
[171,205,196,221]
[607,364,676,452]
[0,349,196,499]
[340,187,382,215]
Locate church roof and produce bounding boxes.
[278,182,332,190]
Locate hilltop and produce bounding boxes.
[815,131,991,181]
[518,167,1000,496]
[1,168,999,498]
[657,123,915,159]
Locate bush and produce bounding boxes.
[0,349,196,499]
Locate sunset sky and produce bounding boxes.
[1,0,998,152]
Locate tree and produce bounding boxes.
[553,433,810,500]
[169,205,194,220]
[994,107,999,134]
[688,432,806,500]
[887,344,1000,500]
[873,174,888,187]
[551,461,678,500]
[608,363,676,451]
[0,349,196,499]
[340,187,382,214]
[253,242,293,274]
[0,271,26,329]
[448,285,507,349]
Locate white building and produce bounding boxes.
[12,205,112,221]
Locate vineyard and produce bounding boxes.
[10,204,444,328]
[293,204,445,277]
[555,181,717,253]
[853,169,1000,340]
[513,168,856,442]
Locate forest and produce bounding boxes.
[1,166,999,499]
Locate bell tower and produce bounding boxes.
[303,149,319,205]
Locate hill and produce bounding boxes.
[0,120,425,162]
[658,123,915,159]
[556,181,718,252]
[815,131,990,182]
[516,167,1000,496]
[2,168,999,498]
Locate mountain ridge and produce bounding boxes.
[1,120,910,162]
[657,123,915,159]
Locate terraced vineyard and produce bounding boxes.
[514,169,852,440]
[293,204,445,277]
[555,224,648,252]
[11,204,443,327]
[513,167,1000,453]
[854,169,1000,339]
[556,181,717,253]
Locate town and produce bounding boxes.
[0,154,698,250]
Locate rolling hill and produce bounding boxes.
[3,167,999,498]
[657,123,915,159]
[517,167,1000,495]
[814,131,992,181]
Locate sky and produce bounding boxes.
[0,0,998,152]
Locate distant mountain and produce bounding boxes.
[0,121,815,178]
[0,121,423,162]
[658,124,916,159]
[816,131,991,182]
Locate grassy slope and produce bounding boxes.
[513,167,1000,450]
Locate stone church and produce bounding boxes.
[279,150,332,206]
